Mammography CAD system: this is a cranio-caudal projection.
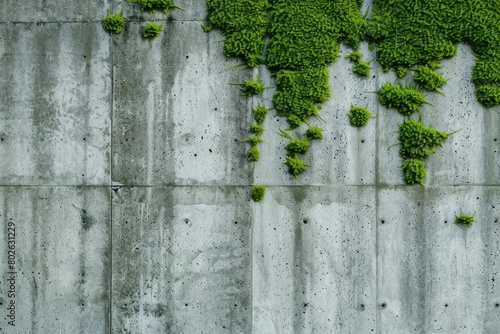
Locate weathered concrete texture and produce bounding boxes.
[0,23,111,185]
[0,0,109,22]
[112,21,252,186]
[378,186,500,333]
[255,43,378,186]
[0,187,110,334]
[377,44,500,186]
[115,0,207,22]
[112,186,252,333]
[253,186,377,333]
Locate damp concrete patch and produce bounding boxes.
[112,21,252,186]
[0,23,111,185]
[111,186,252,333]
[0,186,110,333]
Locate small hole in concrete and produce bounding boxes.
[381,220,385,224]
[303,219,308,224]
[495,303,499,308]
[445,304,448,307]
[186,55,189,59]
[381,303,386,308]
[444,221,447,224]
[209,149,212,153]
[185,303,188,306]
[361,139,365,143]
[184,219,189,224]
[495,218,498,223]
[494,138,497,142]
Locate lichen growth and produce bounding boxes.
[247,145,260,162]
[377,83,432,116]
[347,105,372,127]
[128,0,185,15]
[250,185,266,202]
[143,21,163,39]
[304,126,323,140]
[102,9,126,34]
[454,214,475,227]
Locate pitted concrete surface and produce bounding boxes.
[0,0,499,333]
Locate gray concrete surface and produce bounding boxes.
[0,0,499,333]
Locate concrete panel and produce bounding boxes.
[0,23,111,185]
[377,186,500,333]
[0,186,110,334]
[112,186,252,333]
[0,0,110,22]
[255,44,379,186]
[115,0,207,22]
[253,186,377,333]
[112,21,251,186]
[377,44,500,186]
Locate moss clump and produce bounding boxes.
[102,9,126,34]
[348,105,372,127]
[236,77,267,97]
[247,145,260,162]
[243,135,263,145]
[285,154,310,179]
[128,0,185,15]
[204,0,268,67]
[397,119,456,160]
[285,139,310,155]
[396,119,458,185]
[249,124,264,136]
[250,185,266,202]
[252,105,269,125]
[346,51,371,77]
[454,214,475,227]
[304,126,323,140]
[414,66,447,93]
[143,21,163,39]
[402,158,427,186]
[377,83,432,116]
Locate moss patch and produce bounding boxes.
[348,105,372,127]
[128,0,185,15]
[143,21,163,39]
[367,0,500,107]
[454,214,475,227]
[102,9,126,34]
[377,83,432,116]
[250,185,266,202]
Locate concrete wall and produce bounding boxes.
[0,0,499,333]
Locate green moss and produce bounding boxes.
[285,154,309,179]
[285,139,310,155]
[204,0,268,67]
[236,77,267,97]
[247,145,260,162]
[401,158,426,186]
[143,21,163,39]
[249,124,264,136]
[377,83,432,116]
[243,135,263,145]
[253,105,269,125]
[304,126,323,140]
[128,0,185,15]
[346,51,371,77]
[414,66,447,93]
[367,0,500,107]
[250,185,266,202]
[348,105,372,127]
[454,214,475,227]
[397,119,456,160]
[102,9,126,34]
[396,119,458,185]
